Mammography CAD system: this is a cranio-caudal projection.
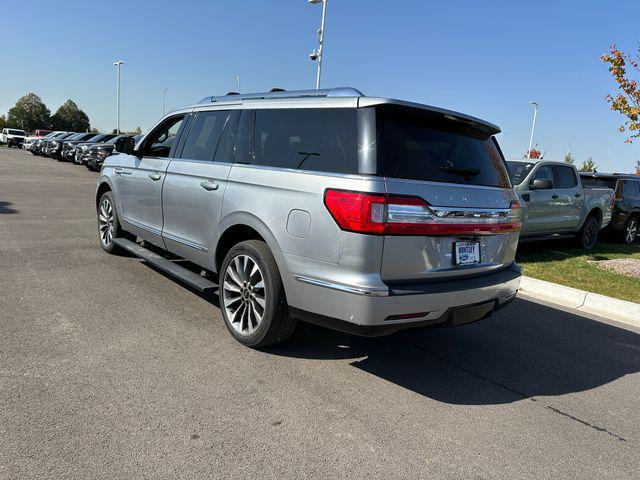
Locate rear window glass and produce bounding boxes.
[507,161,534,185]
[252,108,358,174]
[580,176,617,189]
[376,106,510,188]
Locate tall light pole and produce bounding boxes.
[308,0,328,90]
[162,89,167,116]
[235,75,241,93]
[113,61,125,134]
[527,101,538,159]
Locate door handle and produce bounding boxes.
[148,173,162,181]
[200,180,219,191]
[575,193,582,198]
[551,194,559,199]
[114,168,132,175]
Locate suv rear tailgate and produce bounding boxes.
[381,179,519,282]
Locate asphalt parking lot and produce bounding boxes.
[1,148,639,479]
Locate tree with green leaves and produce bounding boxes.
[6,93,51,131]
[0,114,7,130]
[636,160,640,176]
[579,157,597,172]
[564,152,575,164]
[51,100,90,132]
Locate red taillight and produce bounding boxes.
[324,189,522,236]
[323,189,387,234]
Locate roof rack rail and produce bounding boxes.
[196,87,364,105]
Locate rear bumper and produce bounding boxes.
[287,263,521,333]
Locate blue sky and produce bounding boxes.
[2,0,639,172]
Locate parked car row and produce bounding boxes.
[23,130,141,171]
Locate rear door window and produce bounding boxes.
[553,165,577,188]
[375,106,510,187]
[180,110,230,161]
[252,108,358,174]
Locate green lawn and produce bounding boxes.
[516,239,640,303]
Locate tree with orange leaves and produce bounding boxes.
[601,45,640,143]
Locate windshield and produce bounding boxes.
[8,129,25,136]
[375,106,511,188]
[506,161,535,185]
[105,136,123,145]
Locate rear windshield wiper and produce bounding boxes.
[296,151,320,169]
[440,165,481,177]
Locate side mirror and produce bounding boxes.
[531,178,553,190]
[114,136,136,155]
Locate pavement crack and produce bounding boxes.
[410,343,629,443]
[409,343,531,400]
[545,406,627,442]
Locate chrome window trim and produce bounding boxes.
[294,275,389,297]
[162,232,209,252]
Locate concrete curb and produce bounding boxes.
[519,276,640,328]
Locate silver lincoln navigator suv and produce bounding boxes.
[96,88,522,347]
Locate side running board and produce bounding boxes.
[112,237,217,294]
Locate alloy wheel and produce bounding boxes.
[584,220,598,248]
[98,198,115,247]
[222,254,266,336]
[625,218,638,244]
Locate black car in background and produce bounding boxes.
[62,133,117,163]
[85,134,141,171]
[580,173,640,244]
[39,132,76,156]
[50,133,96,160]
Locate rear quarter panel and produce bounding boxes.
[220,165,388,308]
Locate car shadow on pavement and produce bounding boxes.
[133,260,640,406]
[0,200,18,214]
[268,298,640,405]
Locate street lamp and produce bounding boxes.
[308,0,328,90]
[235,75,241,93]
[113,60,125,134]
[162,89,168,116]
[527,101,538,159]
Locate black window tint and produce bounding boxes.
[580,176,616,189]
[634,181,640,196]
[214,111,240,163]
[376,106,510,188]
[553,165,577,188]
[623,180,640,196]
[252,108,358,174]
[180,110,230,161]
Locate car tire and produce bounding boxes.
[97,191,125,255]
[622,215,638,245]
[577,215,599,250]
[219,240,297,348]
